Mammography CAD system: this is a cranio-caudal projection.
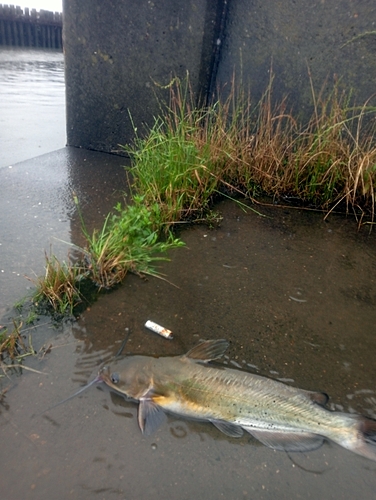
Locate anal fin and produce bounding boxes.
[244,427,325,452]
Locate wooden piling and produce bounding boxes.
[0,4,62,49]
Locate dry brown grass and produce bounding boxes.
[126,73,376,226]
[0,320,35,364]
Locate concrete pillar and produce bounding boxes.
[63,0,223,153]
[63,0,376,154]
[216,0,376,119]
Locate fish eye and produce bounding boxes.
[111,372,120,384]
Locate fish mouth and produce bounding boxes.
[98,366,122,388]
[98,365,111,382]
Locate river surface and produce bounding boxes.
[0,47,65,168]
[0,49,375,500]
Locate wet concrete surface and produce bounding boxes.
[0,147,129,314]
[1,149,376,499]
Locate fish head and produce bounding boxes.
[99,356,153,400]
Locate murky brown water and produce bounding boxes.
[1,151,376,499]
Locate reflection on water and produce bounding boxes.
[0,47,65,167]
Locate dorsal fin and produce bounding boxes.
[301,389,329,406]
[309,391,329,406]
[184,339,229,362]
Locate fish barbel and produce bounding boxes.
[99,339,376,461]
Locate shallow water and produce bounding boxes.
[1,166,376,499]
[0,47,65,168]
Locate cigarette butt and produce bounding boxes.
[145,320,173,339]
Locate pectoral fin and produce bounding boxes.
[244,427,324,452]
[185,339,229,362]
[138,397,166,435]
[210,419,244,438]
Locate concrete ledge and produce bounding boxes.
[0,147,129,313]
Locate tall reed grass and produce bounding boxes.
[125,74,376,225]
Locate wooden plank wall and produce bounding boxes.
[0,4,62,49]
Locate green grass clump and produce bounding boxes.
[25,195,184,316]
[28,252,88,316]
[126,118,217,223]
[124,76,255,227]
[82,196,184,289]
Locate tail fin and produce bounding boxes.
[360,416,376,445]
[351,416,376,461]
